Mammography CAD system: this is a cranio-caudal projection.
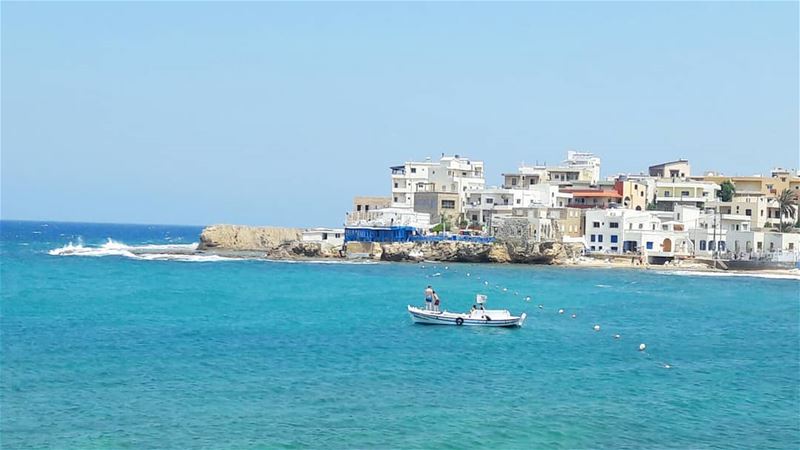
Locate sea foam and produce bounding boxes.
[47,239,228,262]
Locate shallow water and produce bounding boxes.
[2,221,799,449]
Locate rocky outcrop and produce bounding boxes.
[351,241,567,264]
[198,225,303,251]
[198,224,569,264]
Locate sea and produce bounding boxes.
[2,220,799,449]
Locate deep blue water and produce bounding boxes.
[2,220,799,449]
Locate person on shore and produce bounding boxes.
[424,285,433,310]
[432,290,441,312]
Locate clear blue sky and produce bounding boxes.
[2,2,798,227]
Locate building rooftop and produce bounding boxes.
[562,189,622,198]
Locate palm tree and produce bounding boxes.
[775,188,798,231]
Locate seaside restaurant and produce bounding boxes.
[344,226,421,243]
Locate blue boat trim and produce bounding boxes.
[410,311,519,325]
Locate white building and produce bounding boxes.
[345,207,431,229]
[726,230,800,256]
[464,184,572,228]
[504,151,602,186]
[302,228,345,246]
[584,208,691,257]
[390,155,485,210]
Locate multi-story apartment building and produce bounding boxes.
[584,208,692,257]
[389,155,485,210]
[412,191,462,225]
[653,179,719,211]
[690,168,800,231]
[649,159,691,178]
[502,151,602,186]
[464,184,572,228]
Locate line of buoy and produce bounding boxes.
[420,266,666,368]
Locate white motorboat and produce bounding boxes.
[408,294,527,327]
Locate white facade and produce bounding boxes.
[561,150,602,184]
[390,155,485,210]
[727,230,800,256]
[464,184,572,227]
[503,151,602,187]
[302,228,345,246]
[584,209,691,257]
[345,207,431,229]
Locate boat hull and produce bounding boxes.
[408,306,526,327]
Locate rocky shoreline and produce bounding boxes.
[196,224,581,264]
[190,224,800,279]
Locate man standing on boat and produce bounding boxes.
[424,285,434,310]
[432,290,441,313]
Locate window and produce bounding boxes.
[609,222,619,228]
[322,233,328,240]
[592,221,600,228]
[365,205,370,212]
[410,168,416,174]
[486,198,494,204]
[745,209,752,216]
[511,178,518,186]
[591,246,596,251]
[610,235,618,243]
[393,197,398,202]
[699,240,706,250]
[441,200,455,209]
[516,199,521,204]
[664,191,671,197]
[611,246,618,251]
[471,215,478,221]
[646,241,654,250]
[394,183,398,188]
[681,191,690,197]
[590,234,596,242]
[709,241,715,251]
[357,205,362,212]
[639,223,643,229]
[598,235,604,242]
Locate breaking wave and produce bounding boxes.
[47,239,233,262]
[654,269,800,281]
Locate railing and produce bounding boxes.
[408,234,496,244]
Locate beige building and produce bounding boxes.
[500,206,584,242]
[353,196,391,213]
[653,180,719,211]
[693,170,800,230]
[617,180,649,211]
[412,191,461,225]
[649,159,691,178]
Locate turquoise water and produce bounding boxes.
[2,221,799,449]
